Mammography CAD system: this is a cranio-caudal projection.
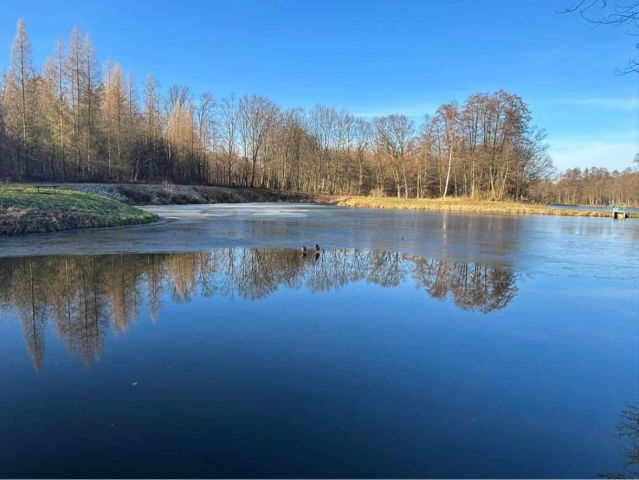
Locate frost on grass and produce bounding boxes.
[0,185,158,235]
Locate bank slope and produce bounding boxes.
[0,185,158,236]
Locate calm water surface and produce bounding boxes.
[0,205,637,478]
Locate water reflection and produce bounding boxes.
[603,402,639,479]
[0,248,517,369]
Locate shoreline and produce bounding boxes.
[0,185,158,236]
[47,182,639,217]
[333,196,639,218]
[2,183,637,237]
[42,182,323,205]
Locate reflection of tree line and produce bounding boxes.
[602,402,639,479]
[0,249,517,368]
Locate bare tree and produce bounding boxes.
[562,0,639,73]
[437,103,458,198]
[83,34,99,175]
[218,94,239,185]
[9,19,35,178]
[195,93,215,182]
[142,74,162,180]
[374,114,414,198]
[353,118,373,195]
[238,95,278,187]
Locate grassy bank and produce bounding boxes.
[335,196,639,218]
[0,185,158,236]
[51,182,320,205]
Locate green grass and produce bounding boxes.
[0,184,158,235]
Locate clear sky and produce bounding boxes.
[1,0,637,171]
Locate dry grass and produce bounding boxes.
[334,196,639,218]
[0,185,158,236]
[51,182,321,205]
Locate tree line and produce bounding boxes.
[531,163,639,206]
[0,248,517,368]
[0,20,560,200]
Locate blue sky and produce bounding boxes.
[1,0,637,171]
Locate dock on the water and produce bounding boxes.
[612,205,629,219]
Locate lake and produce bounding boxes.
[0,204,637,478]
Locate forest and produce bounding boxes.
[1,20,637,204]
[532,164,639,206]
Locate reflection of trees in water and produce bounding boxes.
[413,258,517,313]
[0,249,517,368]
[602,402,639,479]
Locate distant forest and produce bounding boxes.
[1,20,637,205]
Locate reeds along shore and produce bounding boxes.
[1,182,636,238]
[334,196,639,218]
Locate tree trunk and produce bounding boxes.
[442,144,453,198]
